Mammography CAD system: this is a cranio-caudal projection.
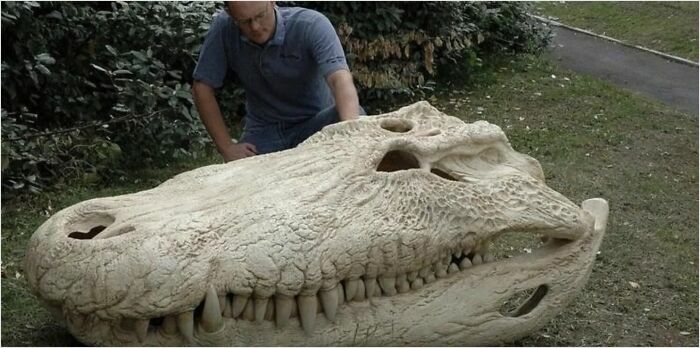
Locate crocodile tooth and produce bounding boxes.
[231,294,249,318]
[379,277,397,296]
[222,295,232,318]
[320,286,338,322]
[354,278,366,301]
[218,295,227,315]
[452,251,461,259]
[134,319,149,343]
[275,295,293,328]
[290,299,298,318]
[344,279,358,301]
[337,285,345,306]
[373,279,382,297]
[242,298,255,321]
[434,263,447,278]
[365,278,377,299]
[298,295,318,335]
[162,315,177,336]
[407,271,418,282]
[418,266,432,278]
[459,257,472,270]
[411,277,424,290]
[472,253,483,265]
[425,273,436,284]
[201,285,223,332]
[397,274,410,293]
[448,263,460,274]
[254,298,269,322]
[264,299,275,321]
[176,312,194,341]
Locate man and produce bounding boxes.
[192,1,363,162]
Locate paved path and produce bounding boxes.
[545,26,698,115]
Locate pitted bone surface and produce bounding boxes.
[24,101,607,346]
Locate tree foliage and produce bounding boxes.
[1,1,549,199]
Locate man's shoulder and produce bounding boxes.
[280,6,329,26]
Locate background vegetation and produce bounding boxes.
[1,1,549,200]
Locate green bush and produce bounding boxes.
[1,1,549,199]
[1,1,243,199]
[293,1,551,103]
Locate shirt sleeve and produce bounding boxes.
[307,13,349,78]
[192,13,230,89]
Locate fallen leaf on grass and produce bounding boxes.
[628,281,640,289]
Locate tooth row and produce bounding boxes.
[115,251,495,341]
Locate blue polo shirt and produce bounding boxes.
[193,6,349,127]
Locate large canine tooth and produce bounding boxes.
[242,298,255,321]
[337,285,345,306]
[354,278,366,301]
[365,278,377,299]
[472,253,483,265]
[176,312,194,341]
[320,286,338,321]
[201,285,224,332]
[459,257,472,270]
[298,295,318,335]
[411,277,424,290]
[448,263,459,274]
[397,274,410,293]
[231,295,249,318]
[264,299,275,321]
[254,298,269,322]
[379,277,397,296]
[275,295,293,328]
[134,319,149,343]
[344,279,358,301]
[162,315,178,336]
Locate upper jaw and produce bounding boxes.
[53,199,603,347]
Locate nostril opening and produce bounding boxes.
[67,213,115,240]
[68,226,107,240]
[430,168,459,181]
[500,284,548,317]
[377,150,420,172]
[380,118,413,133]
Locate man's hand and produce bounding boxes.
[220,143,258,162]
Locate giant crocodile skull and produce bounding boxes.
[24,101,608,346]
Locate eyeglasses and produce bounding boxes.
[229,4,269,27]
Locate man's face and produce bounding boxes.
[227,1,276,45]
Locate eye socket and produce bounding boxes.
[479,148,503,165]
[380,118,413,133]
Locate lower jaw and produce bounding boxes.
[70,198,606,347]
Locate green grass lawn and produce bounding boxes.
[535,1,699,62]
[2,54,698,346]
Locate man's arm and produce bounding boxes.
[192,81,257,162]
[326,69,360,122]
